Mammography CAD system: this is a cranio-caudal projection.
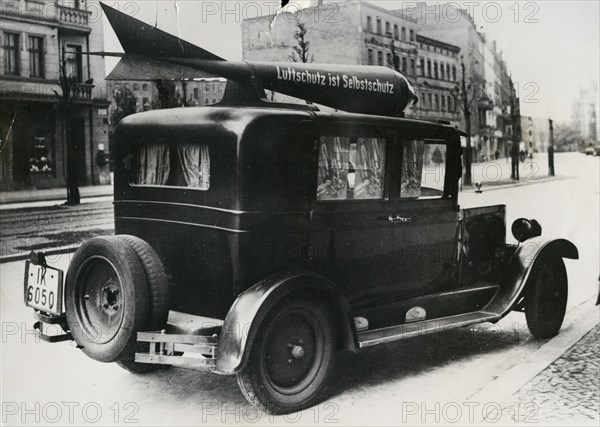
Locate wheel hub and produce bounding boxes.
[101,283,120,312]
[289,344,305,360]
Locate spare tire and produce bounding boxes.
[65,236,150,363]
[114,235,170,373]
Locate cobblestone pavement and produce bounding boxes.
[499,325,600,425]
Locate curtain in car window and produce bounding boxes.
[172,144,211,190]
[401,140,424,198]
[354,138,385,199]
[317,136,349,200]
[137,144,170,185]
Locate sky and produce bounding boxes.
[101,1,600,124]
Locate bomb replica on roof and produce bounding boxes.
[24,3,578,415]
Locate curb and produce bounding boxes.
[0,245,80,264]
[461,175,573,193]
[469,294,600,421]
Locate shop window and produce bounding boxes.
[29,134,54,174]
[3,32,20,76]
[317,136,386,201]
[28,36,44,78]
[401,141,447,199]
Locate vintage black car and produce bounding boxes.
[25,101,579,414]
[23,3,579,415]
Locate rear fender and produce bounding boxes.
[485,237,578,316]
[214,271,357,375]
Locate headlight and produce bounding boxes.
[511,218,542,243]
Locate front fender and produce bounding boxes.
[485,237,578,316]
[214,271,356,375]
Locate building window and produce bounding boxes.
[376,18,382,35]
[401,27,406,41]
[452,65,457,81]
[133,83,138,91]
[441,95,446,111]
[428,93,432,109]
[440,63,445,80]
[410,58,415,76]
[427,59,431,77]
[66,44,83,82]
[434,94,439,111]
[143,83,148,91]
[193,87,199,99]
[446,64,451,81]
[421,92,426,108]
[377,51,383,66]
[434,61,439,79]
[402,57,407,73]
[387,53,393,68]
[28,36,44,78]
[419,58,424,76]
[409,29,414,41]
[367,48,374,65]
[3,32,20,76]
[385,22,391,36]
[366,16,372,32]
[394,25,399,40]
[448,96,454,112]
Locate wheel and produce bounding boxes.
[65,236,150,363]
[114,235,171,374]
[525,258,568,339]
[236,296,336,415]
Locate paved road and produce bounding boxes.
[1,152,598,425]
[0,202,113,259]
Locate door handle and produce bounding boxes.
[388,214,412,224]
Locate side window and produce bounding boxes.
[317,135,386,201]
[132,143,210,190]
[400,140,446,199]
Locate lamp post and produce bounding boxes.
[548,118,555,176]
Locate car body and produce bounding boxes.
[25,101,579,414]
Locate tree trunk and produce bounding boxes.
[64,112,81,205]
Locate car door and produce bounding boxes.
[307,125,397,305]
[387,136,459,297]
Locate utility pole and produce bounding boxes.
[460,60,473,186]
[548,118,555,176]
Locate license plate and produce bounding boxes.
[24,261,64,315]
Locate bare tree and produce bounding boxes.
[452,57,480,186]
[53,46,82,205]
[289,23,314,63]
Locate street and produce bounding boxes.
[1,152,598,426]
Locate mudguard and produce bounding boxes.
[485,236,578,316]
[214,271,357,375]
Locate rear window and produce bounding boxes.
[131,143,210,190]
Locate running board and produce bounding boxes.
[357,311,500,348]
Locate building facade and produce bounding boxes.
[402,2,517,161]
[0,0,110,191]
[107,78,227,115]
[241,1,461,127]
[571,82,599,143]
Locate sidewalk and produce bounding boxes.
[0,184,114,205]
[499,324,599,424]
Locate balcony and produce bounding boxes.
[0,1,91,33]
[57,4,91,33]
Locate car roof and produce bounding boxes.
[118,104,463,142]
